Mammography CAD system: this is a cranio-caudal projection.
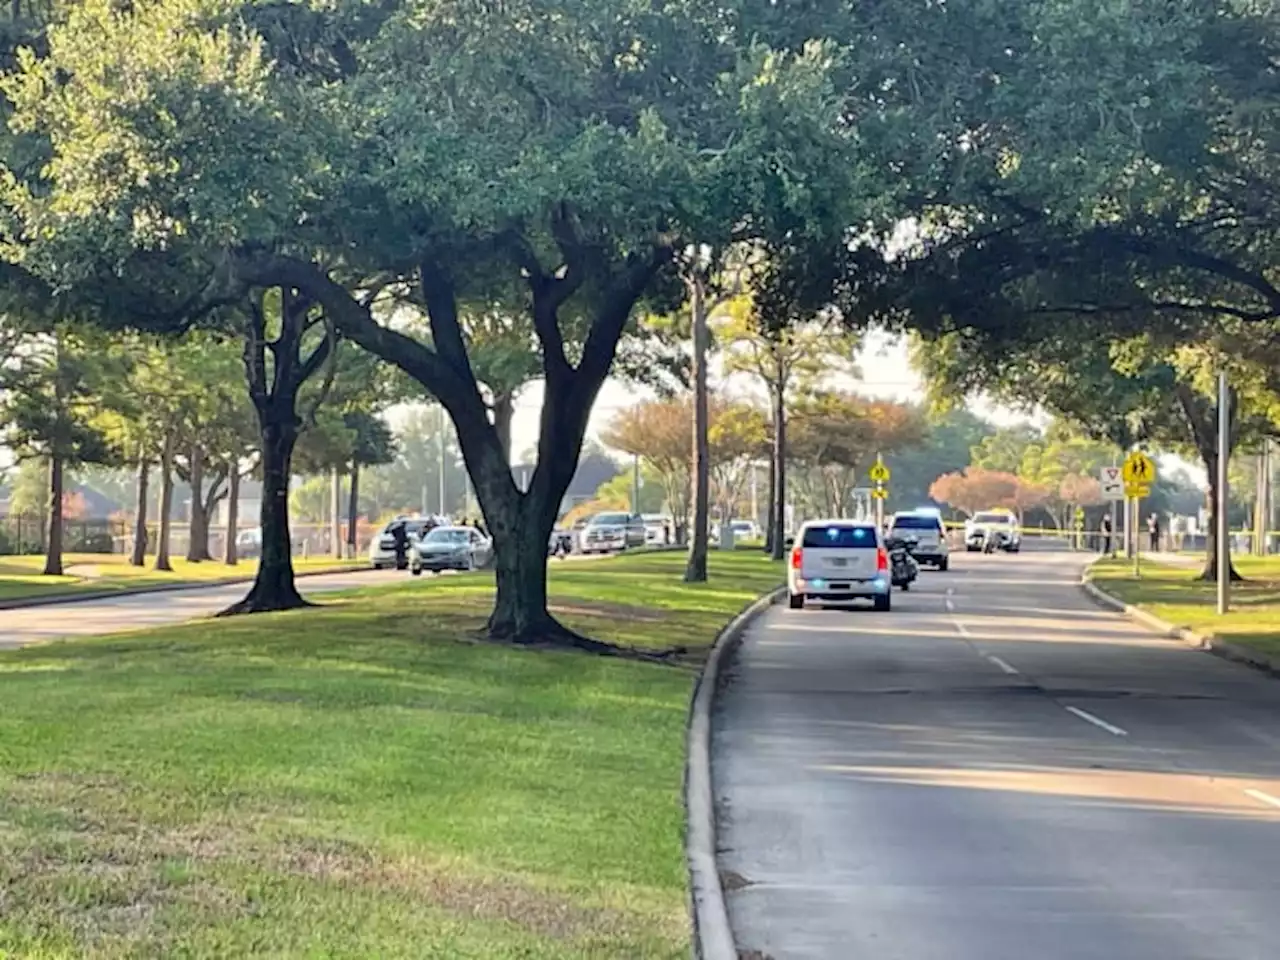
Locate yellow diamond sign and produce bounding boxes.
[1122,451,1156,485]
[869,460,890,483]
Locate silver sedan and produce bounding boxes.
[409,526,493,574]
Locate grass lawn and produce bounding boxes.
[0,554,364,604]
[1090,555,1280,658]
[0,550,783,958]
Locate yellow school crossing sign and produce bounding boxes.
[1122,451,1155,485]
[869,458,890,483]
[1123,451,1155,499]
[871,486,888,500]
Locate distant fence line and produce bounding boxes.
[0,516,379,558]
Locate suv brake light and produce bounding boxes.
[877,547,888,571]
[790,545,803,569]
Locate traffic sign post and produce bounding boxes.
[869,456,890,529]
[1073,507,1085,551]
[1120,452,1156,577]
[1100,466,1124,501]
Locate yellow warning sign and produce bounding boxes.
[1122,451,1155,485]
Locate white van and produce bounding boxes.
[787,520,892,612]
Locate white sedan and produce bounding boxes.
[409,525,493,574]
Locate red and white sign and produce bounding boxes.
[1099,466,1124,500]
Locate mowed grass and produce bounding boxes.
[0,550,783,958]
[0,553,364,603]
[1091,555,1280,658]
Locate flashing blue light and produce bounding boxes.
[810,578,827,589]
[873,577,887,589]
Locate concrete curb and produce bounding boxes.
[685,583,786,960]
[0,564,373,611]
[1080,573,1280,677]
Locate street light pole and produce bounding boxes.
[632,453,641,515]
[1218,370,1231,615]
[437,405,447,517]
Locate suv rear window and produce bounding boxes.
[892,515,942,530]
[973,512,1012,524]
[801,525,877,548]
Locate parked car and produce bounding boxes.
[786,519,892,612]
[410,525,493,574]
[641,514,672,545]
[369,517,433,569]
[964,510,1021,553]
[578,512,646,554]
[888,510,949,570]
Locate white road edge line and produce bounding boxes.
[1065,706,1128,737]
[987,655,1019,675]
[1244,788,1280,810]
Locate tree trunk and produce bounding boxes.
[223,467,240,566]
[1198,454,1244,582]
[331,465,343,559]
[42,455,64,576]
[130,457,149,567]
[770,383,787,561]
[222,419,305,614]
[185,446,208,562]
[684,275,710,583]
[346,461,360,559]
[155,437,175,572]
[492,392,515,464]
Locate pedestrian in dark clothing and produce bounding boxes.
[1099,514,1113,555]
[472,518,488,538]
[391,522,409,570]
[1147,513,1160,552]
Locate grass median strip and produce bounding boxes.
[0,550,782,958]
[1091,556,1280,658]
[0,553,364,603]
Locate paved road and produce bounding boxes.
[0,569,410,648]
[715,549,1280,960]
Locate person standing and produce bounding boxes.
[1147,513,1161,552]
[1099,513,1113,555]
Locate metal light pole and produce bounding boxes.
[437,405,447,517]
[1218,370,1231,615]
[631,453,641,515]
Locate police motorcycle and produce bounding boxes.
[981,528,1009,554]
[883,534,921,591]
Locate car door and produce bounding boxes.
[471,530,492,566]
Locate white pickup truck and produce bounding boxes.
[963,510,1021,553]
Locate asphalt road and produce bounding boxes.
[714,546,1280,960]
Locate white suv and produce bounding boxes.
[888,510,950,571]
[787,520,892,612]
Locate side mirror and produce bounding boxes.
[784,536,795,549]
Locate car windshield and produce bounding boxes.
[424,528,468,543]
[801,525,877,548]
[731,521,752,530]
[973,512,1013,525]
[892,515,942,531]
[592,513,630,525]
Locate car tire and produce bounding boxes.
[788,593,804,610]
[410,567,422,577]
[901,581,911,591]
[874,594,891,612]
[939,558,949,572]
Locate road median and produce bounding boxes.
[0,550,782,958]
[1083,557,1280,675]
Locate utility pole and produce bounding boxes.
[437,405,447,517]
[1218,370,1231,614]
[1255,443,1270,556]
[631,453,641,515]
